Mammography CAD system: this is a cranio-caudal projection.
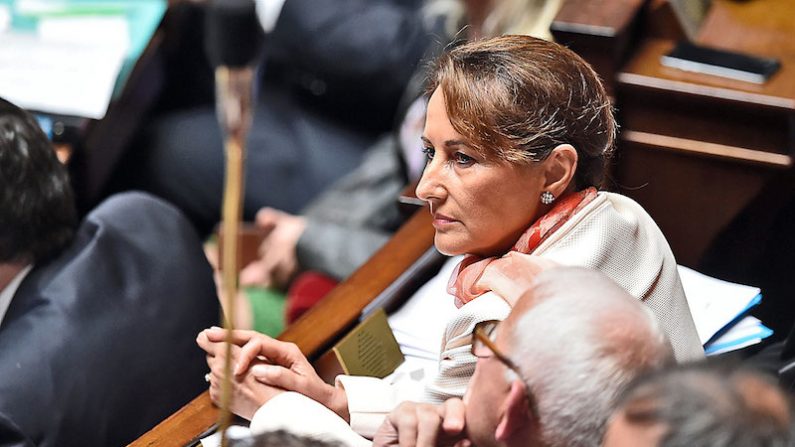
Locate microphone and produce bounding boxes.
[204,1,263,444]
[205,0,264,144]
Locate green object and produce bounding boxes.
[246,287,286,337]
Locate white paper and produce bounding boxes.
[38,16,129,53]
[0,6,10,33]
[0,32,125,119]
[705,316,772,355]
[388,257,460,357]
[678,265,762,344]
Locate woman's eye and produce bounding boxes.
[421,146,435,161]
[454,152,475,166]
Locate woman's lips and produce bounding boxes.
[432,213,458,228]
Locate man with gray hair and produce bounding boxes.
[373,266,675,447]
[603,362,794,447]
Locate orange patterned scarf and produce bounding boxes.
[447,187,598,307]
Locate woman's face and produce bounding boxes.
[416,88,547,257]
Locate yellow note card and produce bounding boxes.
[332,308,404,378]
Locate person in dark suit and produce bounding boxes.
[0,97,220,447]
[126,0,431,236]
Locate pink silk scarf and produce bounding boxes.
[447,187,598,307]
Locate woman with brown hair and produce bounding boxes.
[198,35,702,442]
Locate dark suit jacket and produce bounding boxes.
[0,192,219,447]
[130,0,434,235]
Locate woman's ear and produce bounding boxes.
[543,144,578,196]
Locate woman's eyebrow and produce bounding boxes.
[421,137,472,149]
[445,139,471,148]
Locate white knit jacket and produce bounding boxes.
[251,192,703,439]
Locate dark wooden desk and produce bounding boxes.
[129,210,436,447]
[612,0,795,266]
[555,0,795,267]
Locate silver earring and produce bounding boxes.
[540,191,555,205]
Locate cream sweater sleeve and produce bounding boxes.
[336,292,512,437]
[423,292,512,402]
[250,391,371,447]
[335,374,424,438]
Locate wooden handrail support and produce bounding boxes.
[550,0,646,96]
[129,209,435,446]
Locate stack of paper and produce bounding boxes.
[678,265,773,356]
[0,32,125,119]
[0,0,166,119]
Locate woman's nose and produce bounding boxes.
[415,159,444,202]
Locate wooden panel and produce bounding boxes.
[639,0,688,41]
[611,0,795,267]
[614,136,779,266]
[129,209,435,446]
[619,39,795,109]
[618,41,794,156]
[698,0,795,58]
[621,131,791,168]
[553,0,643,33]
[126,392,218,447]
[551,0,645,95]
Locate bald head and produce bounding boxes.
[504,267,674,446]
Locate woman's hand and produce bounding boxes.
[239,208,306,289]
[477,252,559,307]
[197,329,283,420]
[201,327,351,422]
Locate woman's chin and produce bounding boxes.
[433,235,470,257]
[434,235,510,258]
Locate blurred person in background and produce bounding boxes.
[603,361,794,447]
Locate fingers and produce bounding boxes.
[200,331,309,379]
[225,332,305,374]
[196,330,216,355]
[372,417,400,447]
[255,207,283,230]
[203,327,258,345]
[206,355,223,405]
[236,338,266,375]
[393,404,420,447]
[440,398,466,434]
[250,339,305,369]
[239,258,273,288]
[415,407,443,447]
[479,253,557,307]
[387,402,446,447]
[251,363,300,391]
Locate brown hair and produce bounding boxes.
[427,35,616,189]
